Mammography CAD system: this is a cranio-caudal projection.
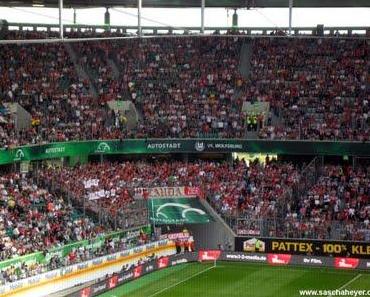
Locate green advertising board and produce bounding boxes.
[148,198,212,225]
[0,139,369,166]
[0,225,151,271]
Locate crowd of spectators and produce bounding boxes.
[113,37,245,138]
[285,165,369,241]
[234,159,300,219]
[74,40,122,104]
[0,172,107,262]
[40,159,301,230]
[1,31,369,144]
[70,36,246,138]
[0,32,126,147]
[252,38,369,141]
[44,159,366,240]
[1,158,369,283]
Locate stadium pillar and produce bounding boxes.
[138,0,142,37]
[288,0,293,35]
[59,0,63,39]
[104,7,110,26]
[58,0,63,39]
[73,8,77,24]
[201,0,205,34]
[232,9,238,28]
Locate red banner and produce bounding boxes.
[133,265,143,278]
[184,186,202,197]
[198,250,221,261]
[267,254,292,265]
[334,258,359,269]
[80,287,91,297]
[157,257,169,269]
[107,275,118,289]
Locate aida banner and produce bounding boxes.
[148,198,211,224]
[134,186,202,199]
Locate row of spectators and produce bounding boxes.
[41,160,248,223]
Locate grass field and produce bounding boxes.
[97,262,370,297]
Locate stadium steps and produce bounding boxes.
[3,102,31,131]
[239,40,252,79]
[245,130,259,139]
[107,100,140,131]
[64,43,98,99]
[240,40,284,133]
[239,40,253,138]
[270,112,283,126]
[107,58,120,79]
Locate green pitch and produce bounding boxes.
[98,262,370,297]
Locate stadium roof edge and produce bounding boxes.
[1,0,369,8]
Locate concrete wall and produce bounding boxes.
[185,199,236,251]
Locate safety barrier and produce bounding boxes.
[0,240,176,297]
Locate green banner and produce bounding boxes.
[1,139,369,166]
[0,225,151,271]
[0,252,44,271]
[148,198,211,225]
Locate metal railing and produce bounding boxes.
[37,175,150,231]
[4,22,370,37]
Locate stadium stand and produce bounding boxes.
[0,171,150,285]
[0,173,106,261]
[1,31,369,143]
[40,159,301,233]
[40,159,368,240]
[253,38,369,141]
[286,164,370,241]
[0,28,369,292]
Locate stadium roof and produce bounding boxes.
[1,0,369,8]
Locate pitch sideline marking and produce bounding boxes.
[337,273,362,291]
[147,265,216,297]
